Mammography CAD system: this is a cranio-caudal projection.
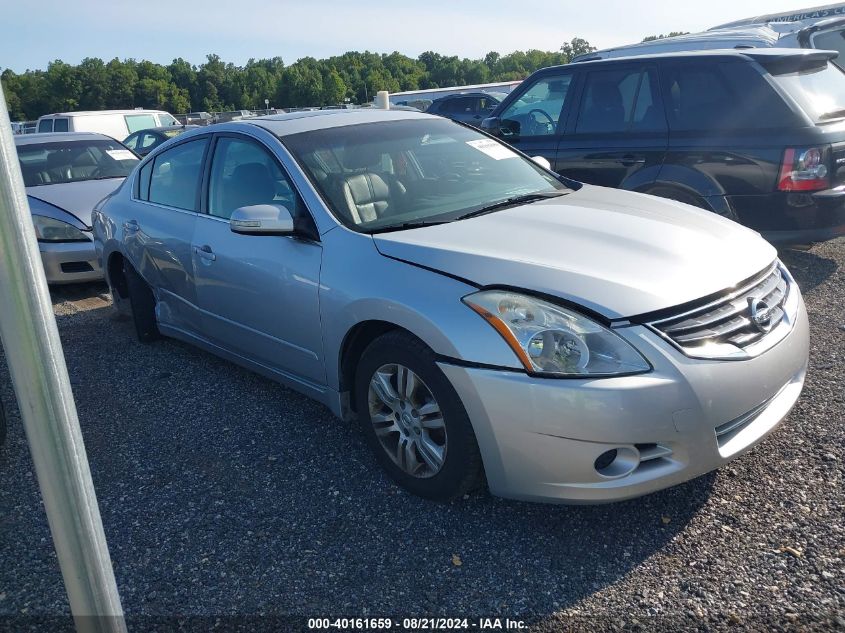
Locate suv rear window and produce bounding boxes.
[770,60,845,123]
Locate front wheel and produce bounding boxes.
[355,332,483,501]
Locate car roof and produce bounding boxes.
[567,46,836,66]
[14,132,117,146]
[244,108,432,136]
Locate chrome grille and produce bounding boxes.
[649,263,790,357]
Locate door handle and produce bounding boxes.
[123,219,139,234]
[193,245,216,261]
[619,155,646,167]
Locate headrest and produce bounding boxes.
[341,143,382,170]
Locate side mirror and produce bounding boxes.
[531,156,552,171]
[230,204,295,235]
[481,116,501,136]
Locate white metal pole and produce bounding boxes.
[0,80,126,633]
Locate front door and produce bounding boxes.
[555,64,668,189]
[191,134,325,386]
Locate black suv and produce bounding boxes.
[482,49,845,244]
[427,92,502,127]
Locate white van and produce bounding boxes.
[35,110,180,140]
[575,3,845,67]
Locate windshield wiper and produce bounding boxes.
[368,220,451,234]
[455,191,567,221]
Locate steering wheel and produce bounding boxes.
[528,108,555,134]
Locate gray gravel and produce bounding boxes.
[0,240,843,632]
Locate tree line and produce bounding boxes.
[1,39,595,121]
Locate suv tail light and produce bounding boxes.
[778,147,830,192]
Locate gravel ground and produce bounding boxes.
[0,241,843,632]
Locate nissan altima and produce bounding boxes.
[15,133,139,283]
[93,110,809,503]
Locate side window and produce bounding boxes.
[124,134,139,150]
[576,67,664,134]
[662,61,793,131]
[811,30,845,70]
[207,136,303,221]
[53,118,69,132]
[125,114,157,134]
[499,74,573,137]
[140,133,159,150]
[37,119,53,133]
[137,160,152,200]
[148,138,208,211]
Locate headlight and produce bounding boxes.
[463,290,650,377]
[32,215,89,242]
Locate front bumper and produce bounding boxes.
[439,292,809,504]
[39,240,103,284]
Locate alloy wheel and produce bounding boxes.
[367,363,447,478]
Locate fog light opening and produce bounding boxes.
[594,447,639,478]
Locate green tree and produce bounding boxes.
[45,60,82,111]
[2,41,596,117]
[322,69,348,104]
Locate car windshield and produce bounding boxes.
[282,119,572,232]
[16,139,139,187]
[770,60,845,122]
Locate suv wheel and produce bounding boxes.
[646,186,739,222]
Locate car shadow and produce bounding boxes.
[778,247,837,294]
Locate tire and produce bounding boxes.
[646,186,740,222]
[354,331,483,501]
[124,262,160,343]
[0,397,6,448]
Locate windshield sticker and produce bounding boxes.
[106,149,136,161]
[466,139,518,160]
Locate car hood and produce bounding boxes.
[26,179,125,227]
[372,185,777,319]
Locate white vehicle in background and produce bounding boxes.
[35,110,180,141]
[576,3,845,69]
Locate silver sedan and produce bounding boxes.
[93,110,808,503]
[15,133,138,283]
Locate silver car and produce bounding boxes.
[15,133,139,283]
[93,110,809,503]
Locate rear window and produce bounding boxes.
[770,61,845,123]
[661,60,796,131]
[16,139,139,187]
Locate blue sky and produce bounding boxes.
[1,0,820,72]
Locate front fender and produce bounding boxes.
[319,229,523,391]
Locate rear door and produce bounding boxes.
[127,136,210,333]
[493,70,578,169]
[555,63,667,189]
